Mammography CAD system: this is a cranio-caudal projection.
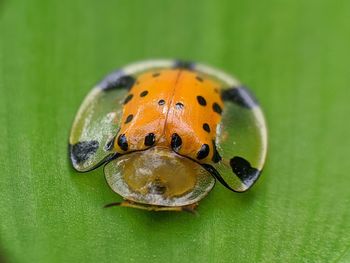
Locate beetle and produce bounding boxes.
[69,60,267,212]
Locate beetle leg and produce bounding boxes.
[104,200,198,214]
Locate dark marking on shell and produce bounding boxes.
[196,76,204,82]
[230,156,260,187]
[171,133,182,151]
[144,133,156,146]
[174,60,195,70]
[125,114,133,124]
[100,72,136,91]
[123,94,133,105]
[203,123,210,133]
[212,102,222,114]
[140,90,148,97]
[197,96,207,106]
[70,140,99,164]
[221,86,258,109]
[158,99,165,105]
[211,140,222,163]
[197,144,210,160]
[117,134,128,151]
[175,102,184,109]
[152,72,161,77]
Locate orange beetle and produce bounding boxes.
[69,60,267,212]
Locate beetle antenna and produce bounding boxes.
[104,202,122,208]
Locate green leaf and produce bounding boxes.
[1,0,349,262]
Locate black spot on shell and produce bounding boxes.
[174,60,195,70]
[171,133,182,151]
[70,140,99,164]
[197,144,210,160]
[211,140,222,163]
[175,102,184,109]
[144,133,156,146]
[123,94,133,105]
[197,96,207,106]
[196,76,204,82]
[117,134,128,151]
[221,86,258,109]
[125,114,133,124]
[119,76,136,90]
[203,123,210,133]
[152,73,161,77]
[140,90,148,97]
[100,74,136,91]
[212,102,222,114]
[230,156,260,187]
[158,99,165,105]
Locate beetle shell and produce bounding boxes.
[69,60,267,209]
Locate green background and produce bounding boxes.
[1,0,350,262]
